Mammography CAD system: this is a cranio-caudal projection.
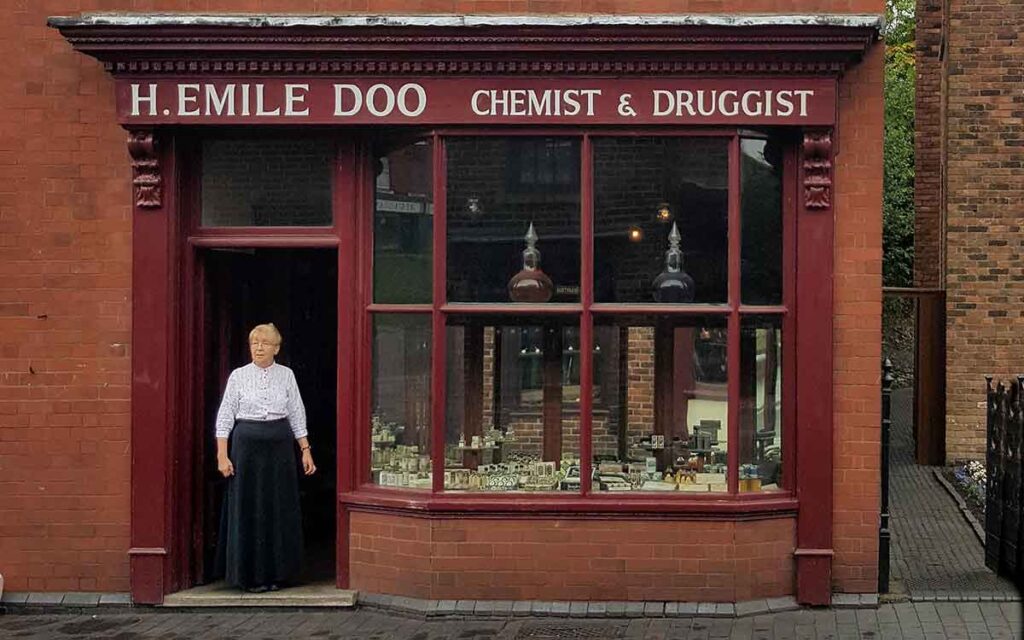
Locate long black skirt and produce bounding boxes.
[215,419,303,589]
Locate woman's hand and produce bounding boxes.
[301,450,316,476]
[218,456,235,478]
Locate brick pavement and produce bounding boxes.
[0,602,1021,639]
[889,388,1020,599]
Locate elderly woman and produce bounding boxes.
[214,323,316,593]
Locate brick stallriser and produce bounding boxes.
[349,511,794,602]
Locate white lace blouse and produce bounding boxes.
[214,362,308,440]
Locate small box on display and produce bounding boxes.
[740,478,762,491]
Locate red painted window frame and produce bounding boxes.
[355,127,799,512]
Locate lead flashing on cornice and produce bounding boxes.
[47,13,884,32]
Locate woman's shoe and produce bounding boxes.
[268,584,280,592]
[246,585,269,594]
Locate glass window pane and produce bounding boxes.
[592,315,729,492]
[740,316,783,492]
[446,138,581,303]
[370,314,432,489]
[374,139,433,304]
[201,139,332,227]
[741,135,784,305]
[444,318,580,492]
[594,137,728,304]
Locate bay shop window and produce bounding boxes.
[369,131,793,496]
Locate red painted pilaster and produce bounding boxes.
[128,129,177,604]
[795,127,835,605]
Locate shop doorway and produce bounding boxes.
[197,247,338,586]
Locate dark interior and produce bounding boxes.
[200,247,338,584]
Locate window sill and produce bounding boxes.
[340,486,797,520]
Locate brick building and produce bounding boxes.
[915,0,1024,462]
[1,2,883,606]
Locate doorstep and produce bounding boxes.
[160,580,357,608]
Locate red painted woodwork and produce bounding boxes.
[430,134,447,494]
[49,18,876,81]
[127,130,163,208]
[794,128,835,605]
[336,138,361,589]
[129,129,177,604]
[726,136,742,497]
[111,78,839,127]
[579,134,594,496]
[341,486,798,518]
[47,16,878,605]
[782,145,798,494]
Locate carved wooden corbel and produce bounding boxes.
[802,129,833,210]
[127,130,162,209]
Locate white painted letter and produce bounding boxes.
[204,84,235,117]
[718,90,739,117]
[775,91,794,117]
[509,90,526,116]
[397,83,427,117]
[529,90,552,116]
[652,90,673,117]
[255,85,280,116]
[366,84,395,117]
[696,91,716,117]
[562,90,581,116]
[675,91,696,116]
[794,90,814,117]
[178,84,200,117]
[741,90,763,117]
[471,90,490,116]
[284,84,309,117]
[131,83,158,117]
[334,84,362,117]
[580,89,601,116]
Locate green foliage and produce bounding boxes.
[882,0,916,287]
[885,0,916,45]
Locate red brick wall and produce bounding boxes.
[939,0,1024,461]
[350,511,794,601]
[1,0,882,595]
[0,2,132,593]
[914,0,945,288]
[831,42,884,593]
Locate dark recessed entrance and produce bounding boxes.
[199,247,338,585]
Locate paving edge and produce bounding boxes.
[932,468,986,545]
[355,593,888,619]
[0,592,131,608]
[908,592,1022,603]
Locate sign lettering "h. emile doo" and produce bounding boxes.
[118,78,836,126]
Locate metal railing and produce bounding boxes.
[985,376,1024,580]
[879,358,893,593]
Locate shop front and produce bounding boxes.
[50,14,882,606]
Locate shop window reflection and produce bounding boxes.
[374,138,433,304]
[506,138,578,193]
[740,134,784,305]
[739,317,783,492]
[591,316,729,493]
[370,314,432,490]
[201,139,332,227]
[593,137,728,304]
[446,137,580,303]
[445,319,580,492]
